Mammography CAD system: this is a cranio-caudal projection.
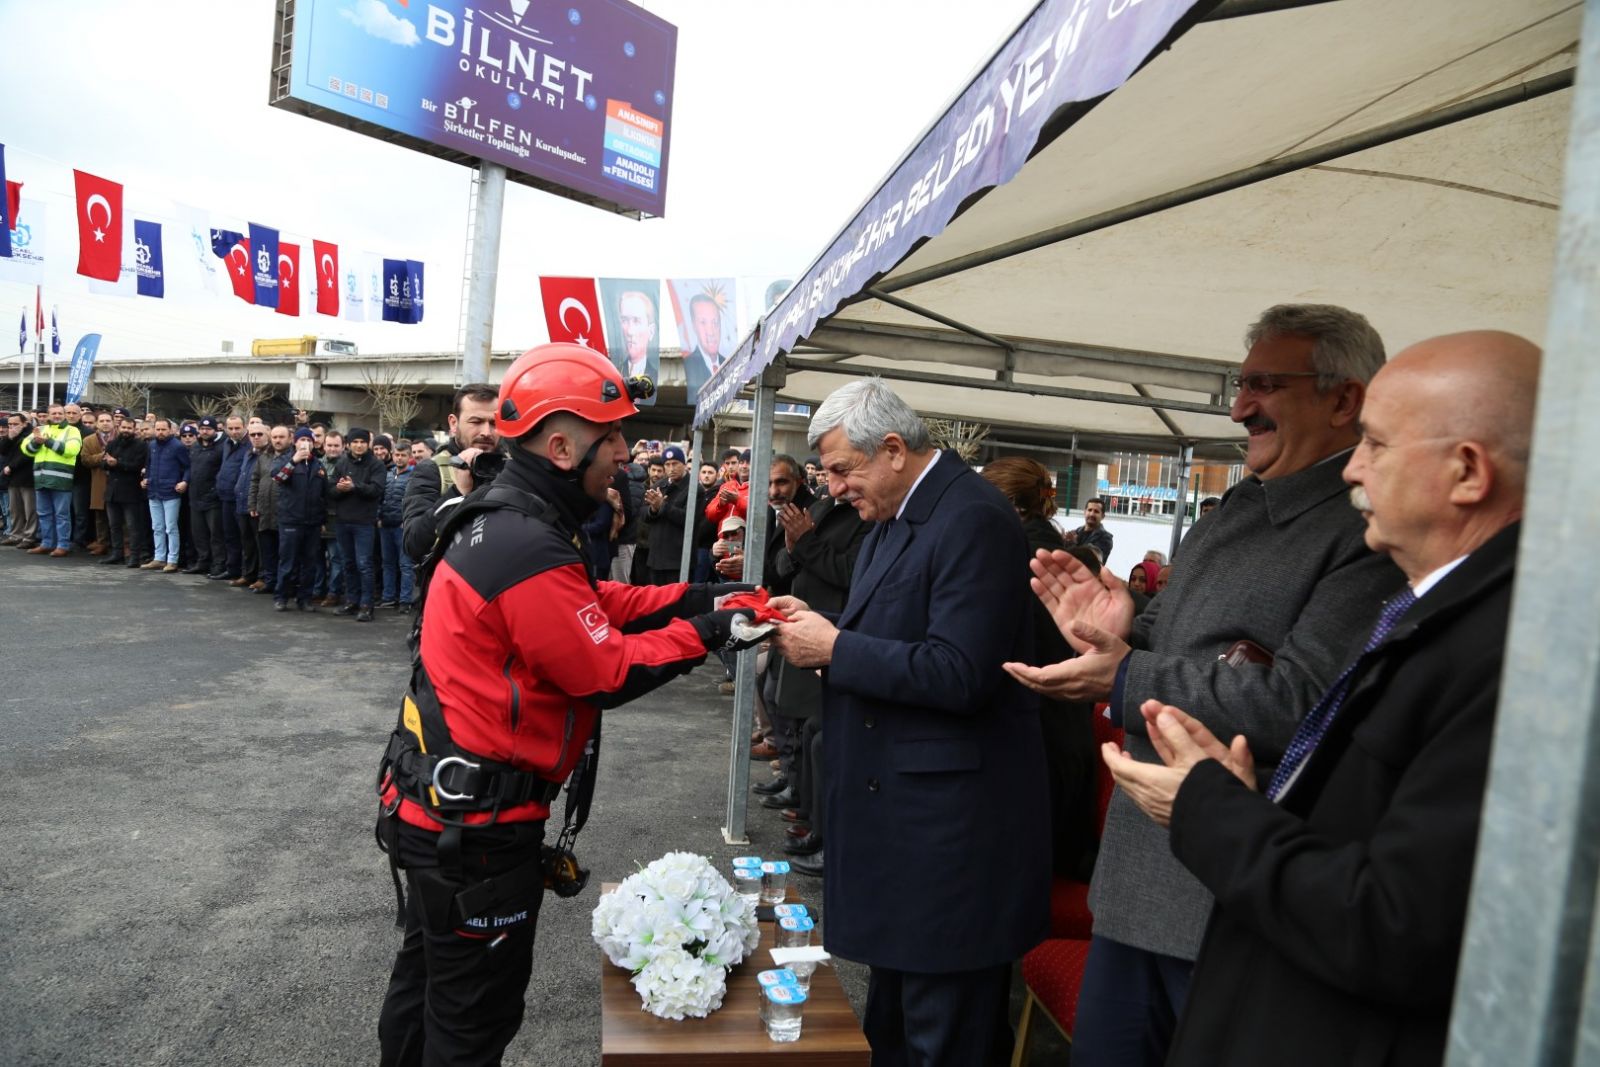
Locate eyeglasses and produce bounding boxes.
[1229,372,1324,395]
[248,431,265,436]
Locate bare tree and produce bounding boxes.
[359,365,424,435]
[95,367,148,413]
[923,418,991,464]
[183,393,230,422]
[218,376,276,420]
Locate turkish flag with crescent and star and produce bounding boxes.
[539,276,607,354]
[276,241,300,316]
[74,169,123,281]
[313,240,339,317]
[211,228,254,305]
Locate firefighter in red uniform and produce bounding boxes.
[376,343,751,1066]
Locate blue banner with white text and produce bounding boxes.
[64,333,103,404]
[135,219,164,299]
[249,223,279,309]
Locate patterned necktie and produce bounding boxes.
[1266,587,1418,801]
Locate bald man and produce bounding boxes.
[1104,330,1541,1067]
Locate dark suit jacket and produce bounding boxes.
[1166,523,1519,1067]
[821,451,1049,973]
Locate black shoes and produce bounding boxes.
[300,601,318,612]
[753,777,789,796]
[181,564,206,575]
[334,603,359,616]
[207,571,230,580]
[759,789,797,809]
[356,607,374,622]
[274,601,288,612]
[791,851,824,877]
[99,555,126,566]
[783,832,823,857]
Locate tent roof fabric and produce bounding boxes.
[717,0,1577,455]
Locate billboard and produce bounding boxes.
[272,0,676,218]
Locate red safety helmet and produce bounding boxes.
[495,343,654,438]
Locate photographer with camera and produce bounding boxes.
[375,344,758,1066]
[400,382,502,564]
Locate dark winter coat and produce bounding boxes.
[327,450,386,524]
[103,433,149,506]
[271,454,328,527]
[144,436,191,502]
[187,438,224,510]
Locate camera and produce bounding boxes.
[449,449,507,485]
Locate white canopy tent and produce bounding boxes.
[705,0,1574,456]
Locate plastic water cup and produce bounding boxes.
[732,856,762,871]
[772,903,809,920]
[776,914,814,949]
[733,867,762,907]
[756,968,797,1025]
[763,982,807,1042]
[760,860,790,905]
[789,958,816,994]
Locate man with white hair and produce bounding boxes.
[1106,330,1540,1065]
[774,377,1048,1064]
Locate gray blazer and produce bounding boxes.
[1089,450,1405,960]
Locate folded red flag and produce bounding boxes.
[719,587,791,625]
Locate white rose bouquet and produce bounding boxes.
[592,851,761,1020]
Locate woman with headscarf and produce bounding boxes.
[982,457,1098,880]
[1127,559,1161,615]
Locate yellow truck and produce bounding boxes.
[251,336,358,357]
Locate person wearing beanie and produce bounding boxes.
[329,426,384,621]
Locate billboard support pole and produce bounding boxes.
[461,162,506,386]
[678,426,703,584]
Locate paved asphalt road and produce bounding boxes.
[1,549,1067,1065]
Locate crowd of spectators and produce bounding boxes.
[2,402,424,620]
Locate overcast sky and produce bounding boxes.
[1,0,1038,362]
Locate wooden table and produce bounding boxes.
[599,885,870,1065]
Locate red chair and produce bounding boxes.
[1013,708,1122,1065]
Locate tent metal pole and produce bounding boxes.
[1167,443,1192,560]
[1448,3,1600,1063]
[785,356,1230,418]
[880,70,1574,296]
[862,287,1016,353]
[1134,384,1185,437]
[723,358,784,844]
[677,426,703,583]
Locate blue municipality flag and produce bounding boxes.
[135,219,164,299]
[51,308,58,355]
[17,309,23,355]
[0,142,11,259]
[381,258,411,324]
[406,259,424,324]
[64,333,102,405]
[248,222,279,309]
[210,227,243,258]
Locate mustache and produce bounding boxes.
[1349,486,1372,511]
[1243,415,1277,433]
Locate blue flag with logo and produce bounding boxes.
[406,260,424,324]
[210,228,243,258]
[17,310,23,355]
[51,308,58,355]
[0,143,11,259]
[65,333,102,405]
[135,220,164,299]
[248,223,279,309]
[382,258,411,324]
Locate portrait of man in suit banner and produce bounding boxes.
[668,278,739,402]
[598,277,661,405]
